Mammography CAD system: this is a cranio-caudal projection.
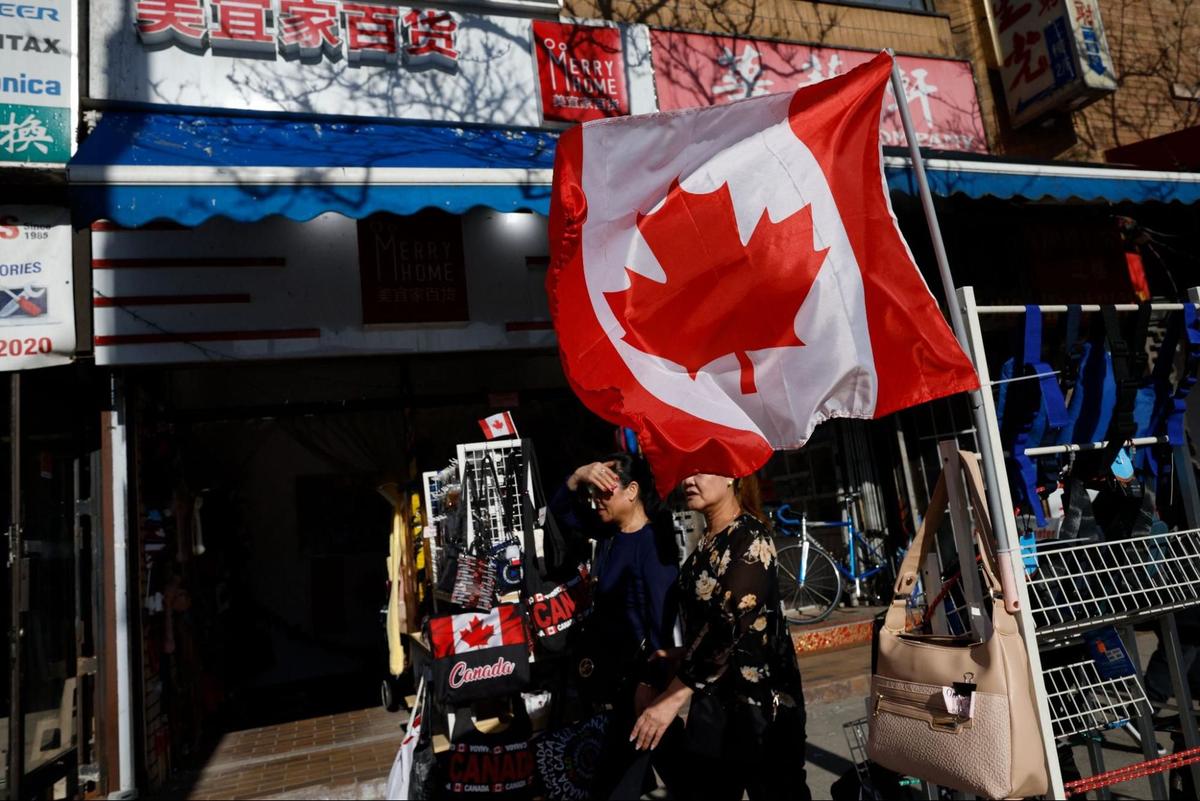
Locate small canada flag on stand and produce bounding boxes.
[479,411,518,440]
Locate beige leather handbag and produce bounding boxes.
[867,452,1049,800]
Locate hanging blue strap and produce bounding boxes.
[1072,305,1150,487]
[1136,305,1200,484]
[1055,305,1085,444]
[1006,306,1070,527]
[1134,310,1183,477]
[1168,305,1200,447]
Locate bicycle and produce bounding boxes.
[772,492,899,624]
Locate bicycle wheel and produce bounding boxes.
[776,543,843,624]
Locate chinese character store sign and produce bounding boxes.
[650,30,988,154]
[0,1,72,164]
[988,0,1116,128]
[532,21,628,123]
[135,0,460,71]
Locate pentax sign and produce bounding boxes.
[532,20,629,123]
[986,0,1116,128]
[0,206,75,370]
[0,0,73,165]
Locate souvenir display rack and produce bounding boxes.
[956,287,1200,799]
[457,439,528,551]
[421,465,456,587]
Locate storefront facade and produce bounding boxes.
[0,0,97,796]
[23,0,1198,797]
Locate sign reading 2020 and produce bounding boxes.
[0,0,72,164]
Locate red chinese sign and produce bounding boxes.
[357,212,469,325]
[134,0,459,71]
[532,21,629,123]
[650,30,987,153]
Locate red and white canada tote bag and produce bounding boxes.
[426,603,531,705]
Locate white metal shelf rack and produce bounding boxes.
[457,439,527,551]
[958,287,1200,799]
[1043,658,1150,740]
[1023,530,1200,637]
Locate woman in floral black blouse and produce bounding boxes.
[630,472,812,800]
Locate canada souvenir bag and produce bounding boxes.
[386,676,435,800]
[867,451,1048,800]
[534,713,610,801]
[517,442,593,654]
[441,699,536,801]
[426,603,531,705]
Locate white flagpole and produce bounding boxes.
[889,51,1069,801]
[885,53,1019,608]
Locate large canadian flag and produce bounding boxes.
[548,52,979,492]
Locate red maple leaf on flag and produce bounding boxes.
[458,616,495,649]
[604,180,828,394]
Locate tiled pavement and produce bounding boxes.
[164,614,876,799]
[174,706,404,800]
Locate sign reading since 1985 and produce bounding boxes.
[0,206,75,370]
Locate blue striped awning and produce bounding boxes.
[883,154,1200,205]
[68,110,1200,229]
[68,111,556,228]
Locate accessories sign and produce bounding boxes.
[0,206,74,370]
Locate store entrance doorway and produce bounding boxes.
[132,405,402,781]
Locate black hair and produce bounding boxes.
[604,452,680,565]
[606,452,654,502]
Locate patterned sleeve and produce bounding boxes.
[676,519,774,692]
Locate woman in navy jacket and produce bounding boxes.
[550,452,680,799]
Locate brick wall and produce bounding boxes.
[938,0,1200,160]
[565,0,958,56]
[1071,0,1200,158]
[569,0,1200,163]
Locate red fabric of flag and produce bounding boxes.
[548,52,978,493]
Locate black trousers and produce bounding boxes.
[594,690,687,800]
[670,699,812,801]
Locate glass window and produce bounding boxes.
[834,0,932,11]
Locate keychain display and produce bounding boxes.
[449,551,498,611]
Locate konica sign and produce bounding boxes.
[0,0,73,164]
